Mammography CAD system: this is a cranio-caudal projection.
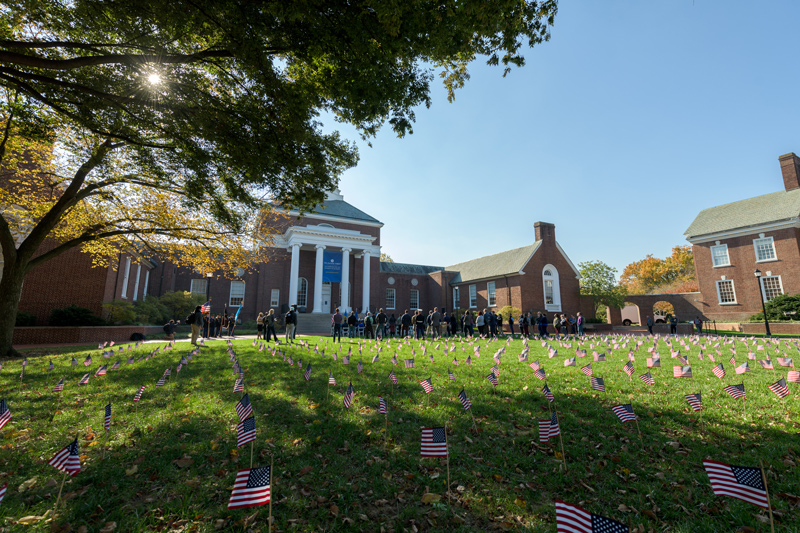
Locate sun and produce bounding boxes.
[147,73,162,85]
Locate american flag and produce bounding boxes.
[429,354,435,363]
[357,361,363,374]
[451,357,459,367]
[702,460,768,508]
[590,377,605,392]
[343,382,354,408]
[48,360,54,371]
[48,439,80,477]
[233,377,244,393]
[0,482,5,504]
[758,359,773,370]
[724,383,746,399]
[533,368,547,381]
[646,357,661,368]
[542,384,555,403]
[777,357,794,367]
[21,357,27,367]
[611,404,638,423]
[639,372,655,386]
[529,360,540,371]
[378,396,387,417]
[404,358,415,368]
[420,427,448,457]
[176,363,182,373]
[593,352,606,362]
[564,357,576,367]
[729,355,736,365]
[685,393,703,411]
[673,366,692,378]
[126,356,134,365]
[71,357,78,366]
[133,385,145,402]
[227,466,271,509]
[328,373,336,385]
[448,368,456,381]
[83,355,92,367]
[237,416,257,447]
[94,364,107,377]
[304,363,312,381]
[389,370,398,384]
[420,378,433,394]
[788,370,800,383]
[735,362,750,375]
[79,373,90,385]
[580,364,593,376]
[712,364,726,379]
[372,353,379,364]
[491,365,500,377]
[53,378,65,392]
[288,356,294,366]
[466,355,472,365]
[201,300,211,313]
[622,361,634,376]
[111,360,120,370]
[0,399,11,430]
[104,404,111,431]
[538,412,560,443]
[677,356,688,365]
[554,500,629,533]
[768,378,790,399]
[236,393,253,421]
[156,375,165,387]
[486,373,498,387]
[391,355,398,365]
[458,389,472,410]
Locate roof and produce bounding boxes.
[445,243,540,284]
[380,262,443,275]
[684,188,800,240]
[308,199,381,224]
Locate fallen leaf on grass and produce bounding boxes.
[330,504,339,517]
[173,456,194,468]
[99,522,117,532]
[421,493,441,504]
[18,476,38,493]
[16,510,50,525]
[125,465,138,476]
[618,504,631,513]
[298,466,313,476]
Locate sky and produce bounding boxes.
[327,1,800,278]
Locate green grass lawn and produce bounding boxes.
[0,334,798,532]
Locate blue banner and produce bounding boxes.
[322,250,343,282]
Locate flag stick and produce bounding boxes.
[760,461,775,533]
[556,412,567,472]
[50,469,68,532]
[634,418,644,446]
[250,439,254,469]
[444,423,451,498]
[469,407,478,432]
[268,454,274,533]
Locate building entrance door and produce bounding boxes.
[321,282,332,314]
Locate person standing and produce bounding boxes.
[431,307,442,338]
[388,313,397,337]
[694,316,703,335]
[256,312,264,340]
[476,311,485,337]
[400,309,412,338]
[285,305,297,343]
[463,310,474,337]
[190,305,203,346]
[332,307,343,342]
[576,312,584,336]
[670,315,678,335]
[376,308,387,339]
[347,311,357,338]
[228,315,236,337]
[449,312,458,338]
[646,315,654,335]
[265,309,278,342]
[364,312,374,339]
[415,310,426,340]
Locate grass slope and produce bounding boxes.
[0,334,798,532]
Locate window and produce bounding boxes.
[716,279,737,304]
[711,244,730,267]
[132,264,142,301]
[544,280,554,304]
[143,270,150,299]
[410,289,419,310]
[487,281,496,307]
[297,278,308,307]
[753,237,776,262]
[542,264,562,311]
[385,288,396,310]
[760,275,783,301]
[453,286,460,308]
[121,257,131,298]
[190,279,208,295]
[270,289,280,307]
[229,280,245,307]
[469,284,477,308]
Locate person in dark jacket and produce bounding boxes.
[190,306,203,345]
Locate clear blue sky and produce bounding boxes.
[330,1,800,278]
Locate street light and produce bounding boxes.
[753,269,771,336]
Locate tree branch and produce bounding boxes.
[0,49,235,70]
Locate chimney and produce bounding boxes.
[534,221,555,242]
[779,152,800,191]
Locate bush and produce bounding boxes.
[49,305,106,327]
[496,305,522,323]
[102,299,136,324]
[133,295,171,324]
[15,311,37,327]
[159,291,207,320]
[749,293,800,321]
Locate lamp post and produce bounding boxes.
[754,269,771,336]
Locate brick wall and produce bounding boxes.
[13,325,166,345]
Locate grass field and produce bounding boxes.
[0,333,798,532]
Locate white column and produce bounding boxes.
[361,251,371,313]
[341,248,351,312]
[313,244,326,313]
[288,243,301,306]
[132,263,142,301]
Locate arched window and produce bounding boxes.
[542,265,561,312]
[317,223,335,228]
[297,277,308,307]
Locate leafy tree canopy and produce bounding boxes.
[578,260,626,310]
[619,245,697,294]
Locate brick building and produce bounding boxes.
[684,152,800,321]
[13,189,589,327]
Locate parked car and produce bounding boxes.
[621,305,665,326]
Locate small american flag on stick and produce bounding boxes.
[712,364,726,379]
[611,404,638,423]
[758,360,774,370]
[735,362,751,375]
[555,500,629,533]
[53,378,65,392]
[458,389,472,410]
[304,363,312,381]
[622,361,634,376]
[343,382,355,408]
[542,384,555,403]
[685,393,703,411]
[233,377,244,393]
[0,399,11,430]
[104,404,111,431]
[133,385,145,402]
[777,357,794,367]
[237,416,257,447]
[590,377,605,392]
[448,368,456,381]
[788,370,800,383]
[538,412,560,443]
[580,364,592,376]
[328,373,336,385]
[533,368,547,381]
[404,358,415,368]
[378,396,387,417]
[724,383,746,400]
[83,355,92,367]
[420,377,433,394]
[227,466,271,509]
[420,427,448,457]
[236,393,253,421]
[768,378,790,399]
[79,373,90,386]
[639,372,655,386]
[646,357,661,368]
[673,366,692,378]
[702,460,768,508]
[486,373,498,387]
[48,439,80,476]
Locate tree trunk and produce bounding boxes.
[0,260,26,359]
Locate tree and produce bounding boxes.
[619,245,698,294]
[578,260,627,313]
[749,293,800,322]
[0,1,559,357]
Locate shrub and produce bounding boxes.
[133,295,171,324]
[102,299,136,324]
[496,305,522,323]
[49,305,106,327]
[749,293,800,321]
[159,291,207,320]
[15,311,37,327]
